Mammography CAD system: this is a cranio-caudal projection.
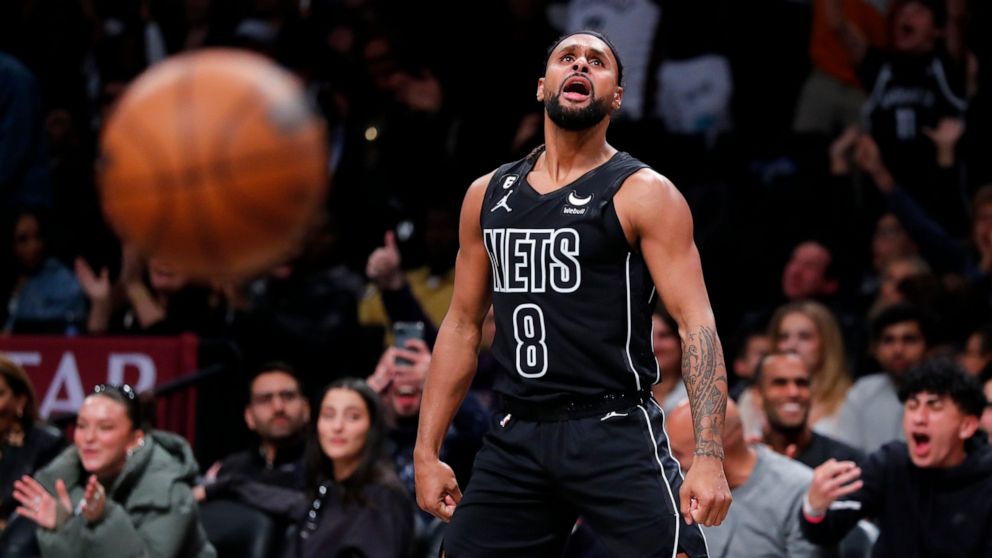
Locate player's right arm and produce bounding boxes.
[413,171,494,522]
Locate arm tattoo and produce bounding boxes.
[681,325,728,460]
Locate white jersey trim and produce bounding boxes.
[862,65,892,125]
[625,253,641,391]
[648,286,660,385]
[638,404,680,558]
[650,398,712,557]
[931,58,967,112]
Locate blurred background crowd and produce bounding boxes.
[2,0,992,556]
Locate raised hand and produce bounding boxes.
[80,475,107,524]
[806,459,862,515]
[923,117,965,167]
[393,338,431,384]
[367,346,400,394]
[366,231,404,291]
[14,476,72,530]
[853,134,895,192]
[74,258,111,302]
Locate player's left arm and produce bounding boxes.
[615,169,732,527]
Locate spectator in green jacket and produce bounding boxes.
[13,384,215,558]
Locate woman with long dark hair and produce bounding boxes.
[295,378,414,557]
[215,378,414,558]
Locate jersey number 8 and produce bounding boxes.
[512,303,548,378]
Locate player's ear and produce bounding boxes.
[612,86,624,110]
[536,78,545,102]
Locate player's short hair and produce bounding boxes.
[545,30,624,86]
[898,358,986,417]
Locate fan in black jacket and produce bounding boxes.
[800,359,992,558]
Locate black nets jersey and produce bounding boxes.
[480,149,659,405]
[860,49,966,151]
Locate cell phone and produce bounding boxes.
[393,321,425,365]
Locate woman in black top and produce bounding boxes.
[219,378,414,558]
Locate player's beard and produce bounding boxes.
[544,90,612,131]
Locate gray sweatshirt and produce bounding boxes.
[833,373,905,455]
[702,445,833,558]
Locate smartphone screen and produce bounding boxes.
[393,321,425,365]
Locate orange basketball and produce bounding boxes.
[99,49,328,278]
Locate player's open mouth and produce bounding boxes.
[911,432,931,456]
[562,77,591,102]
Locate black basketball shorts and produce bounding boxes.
[443,399,710,557]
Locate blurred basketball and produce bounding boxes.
[99,49,328,278]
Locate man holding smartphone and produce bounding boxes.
[367,331,488,550]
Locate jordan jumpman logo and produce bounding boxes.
[492,190,514,213]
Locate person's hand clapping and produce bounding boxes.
[80,475,107,524]
[14,476,72,530]
[74,258,111,302]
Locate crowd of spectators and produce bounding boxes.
[2,0,992,556]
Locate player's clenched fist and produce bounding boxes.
[679,456,732,526]
[414,456,462,522]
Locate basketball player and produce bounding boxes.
[414,31,730,557]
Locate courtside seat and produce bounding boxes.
[200,499,277,558]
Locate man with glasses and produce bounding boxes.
[195,363,310,500]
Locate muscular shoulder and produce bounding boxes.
[469,170,497,194]
[462,170,498,217]
[617,168,679,201]
[614,168,693,241]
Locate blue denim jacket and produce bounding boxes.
[4,258,86,331]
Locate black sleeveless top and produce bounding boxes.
[479,149,658,405]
